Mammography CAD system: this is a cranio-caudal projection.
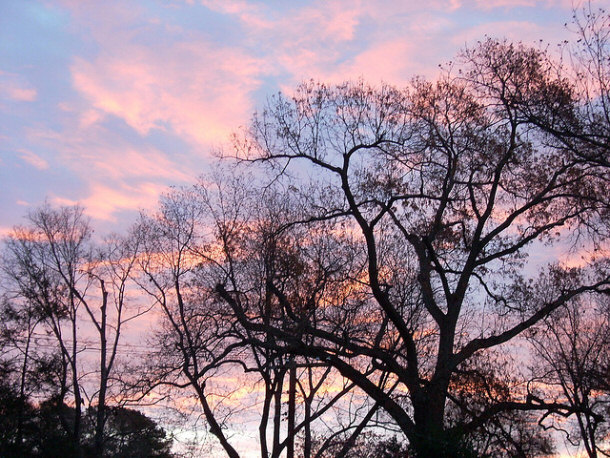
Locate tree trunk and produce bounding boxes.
[287,361,296,458]
[410,383,457,457]
[94,286,109,457]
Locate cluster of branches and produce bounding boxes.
[2,5,610,458]
[0,206,171,457]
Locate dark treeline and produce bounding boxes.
[1,6,609,458]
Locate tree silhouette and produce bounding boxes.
[529,295,610,457]
[214,37,609,456]
[1,205,148,456]
[133,183,385,457]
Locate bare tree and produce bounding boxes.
[2,10,607,457]
[529,294,610,457]
[133,179,388,457]
[561,3,609,167]
[213,35,610,455]
[447,352,555,457]
[1,204,146,456]
[2,205,93,454]
[132,187,242,458]
[85,230,146,456]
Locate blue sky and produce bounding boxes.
[0,0,595,235]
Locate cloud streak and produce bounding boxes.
[0,71,38,102]
[18,149,49,170]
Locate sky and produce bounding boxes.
[0,0,601,237]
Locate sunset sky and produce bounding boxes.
[0,0,595,236]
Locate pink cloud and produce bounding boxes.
[56,2,266,149]
[192,0,368,83]
[200,2,455,91]
[71,40,263,147]
[26,120,197,221]
[81,182,167,221]
[268,4,459,87]
[280,40,419,87]
[199,0,271,29]
[470,0,574,9]
[29,123,191,180]
[473,0,537,8]
[268,0,577,89]
[290,2,362,43]
[0,71,37,102]
[64,0,575,160]
[451,19,566,48]
[18,149,49,170]
[92,146,192,182]
[50,182,165,222]
[199,0,257,15]
[9,87,37,102]
[0,226,13,238]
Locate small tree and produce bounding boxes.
[1,204,146,456]
[97,406,174,457]
[134,182,382,458]
[529,295,610,457]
